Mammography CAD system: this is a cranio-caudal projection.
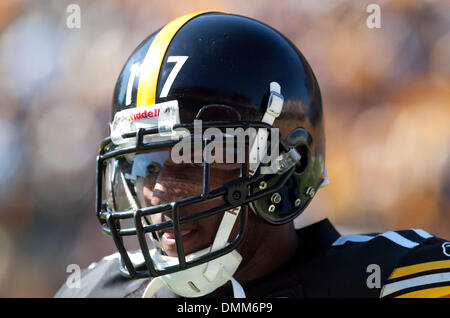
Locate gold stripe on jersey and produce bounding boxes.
[395,285,450,298]
[389,259,450,280]
[136,11,221,107]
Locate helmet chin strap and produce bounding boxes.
[141,82,283,298]
[142,246,244,298]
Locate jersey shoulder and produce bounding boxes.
[54,252,149,298]
[327,228,450,298]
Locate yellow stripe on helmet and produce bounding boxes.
[136,11,222,107]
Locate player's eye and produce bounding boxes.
[146,162,161,175]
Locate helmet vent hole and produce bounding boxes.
[294,145,309,174]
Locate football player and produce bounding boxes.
[55,11,450,298]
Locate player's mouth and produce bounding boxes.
[159,228,198,246]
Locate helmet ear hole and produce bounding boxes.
[287,128,312,175]
[294,144,310,174]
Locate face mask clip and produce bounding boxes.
[158,101,180,136]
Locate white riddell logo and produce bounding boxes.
[128,108,160,121]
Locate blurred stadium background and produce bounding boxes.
[0,0,448,297]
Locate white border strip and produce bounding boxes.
[332,235,373,246]
[379,231,419,248]
[410,228,433,239]
[380,272,450,297]
[332,231,419,248]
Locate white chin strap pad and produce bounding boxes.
[142,249,242,298]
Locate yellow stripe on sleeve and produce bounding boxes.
[389,259,450,279]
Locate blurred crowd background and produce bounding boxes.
[0,0,448,297]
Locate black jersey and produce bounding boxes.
[54,219,450,298]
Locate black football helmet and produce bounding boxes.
[96,11,327,297]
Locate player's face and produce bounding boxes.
[143,156,241,257]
